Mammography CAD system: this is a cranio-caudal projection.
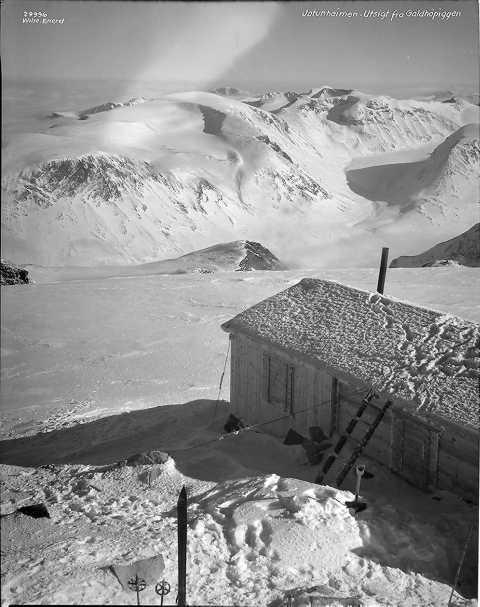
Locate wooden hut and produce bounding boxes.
[221,279,479,502]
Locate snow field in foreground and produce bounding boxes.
[1,399,477,606]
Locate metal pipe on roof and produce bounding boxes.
[377,247,389,294]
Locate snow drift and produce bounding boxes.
[1,398,477,606]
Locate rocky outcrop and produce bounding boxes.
[237,241,287,271]
[1,260,29,285]
[390,224,480,268]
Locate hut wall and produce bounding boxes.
[436,420,478,503]
[229,332,478,502]
[229,333,332,439]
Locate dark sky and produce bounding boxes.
[2,1,478,95]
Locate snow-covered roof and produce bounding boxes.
[222,279,480,430]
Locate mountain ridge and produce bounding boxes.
[2,86,478,267]
[390,224,480,268]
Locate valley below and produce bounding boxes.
[2,82,479,269]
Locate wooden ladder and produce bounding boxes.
[315,388,391,486]
[335,399,392,487]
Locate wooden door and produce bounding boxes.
[392,412,439,491]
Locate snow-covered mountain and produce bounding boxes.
[390,223,480,268]
[346,123,479,216]
[24,240,286,283]
[143,239,287,273]
[1,86,478,266]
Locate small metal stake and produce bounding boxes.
[128,574,146,606]
[155,580,171,606]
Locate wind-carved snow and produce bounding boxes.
[365,292,479,416]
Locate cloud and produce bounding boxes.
[137,3,280,88]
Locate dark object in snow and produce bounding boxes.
[125,451,170,466]
[304,439,333,465]
[224,414,245,433]
[284,428,305,445]
[308,426,329,443]
[302,439,328,465]
[284,428,332,464]
[110,555,165,591]
[17,503,50,518]
[0,260,29,285]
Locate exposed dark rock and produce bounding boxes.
[79,101,123,118]
[236,241,287,271]
[255,135,293,163]
[12,154,168,206]
[1,260,29,285]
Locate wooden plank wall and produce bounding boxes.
[437,424,479,501]
[230,334,333,440]
[230,333,478,502]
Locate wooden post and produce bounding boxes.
[376,247,389,294]
[177,486,187,607]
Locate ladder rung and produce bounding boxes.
[316,388,380,485]
[335,400,392,487]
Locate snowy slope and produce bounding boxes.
[1,86,478,266]
[391,224,480,267]
[346,124,479,217]
[21,240,287,282]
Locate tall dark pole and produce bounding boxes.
[377,247,389,294]
[177,486,187,607]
